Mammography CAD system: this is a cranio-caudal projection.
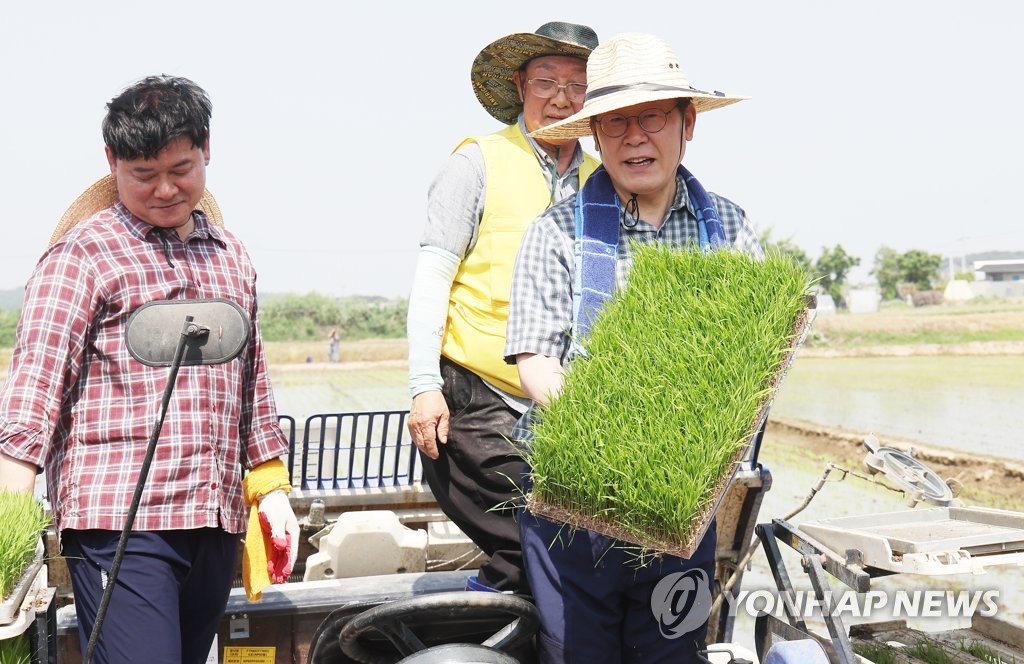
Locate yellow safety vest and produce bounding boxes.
[440,123,599,397]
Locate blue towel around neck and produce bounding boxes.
[571,165,726,357]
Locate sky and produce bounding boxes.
[2,1,1022,297]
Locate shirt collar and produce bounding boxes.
[668,169,694,217]
[113,200,227,246]
[516,114,584,173]
[616,169,693,230]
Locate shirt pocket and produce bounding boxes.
[483,217,529,308]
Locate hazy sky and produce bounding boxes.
[3,1,1022,297]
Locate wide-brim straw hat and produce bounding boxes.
[48,174,223,247]
[471,21,599,125]
[531,32,748,141]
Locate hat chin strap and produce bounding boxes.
[622,193,640,228]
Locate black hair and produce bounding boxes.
[102,75,212,160]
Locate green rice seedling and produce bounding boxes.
[0,490,50,601]
[959,638,1015,664]
[527,244,812,556]
[853,642,899,664]
[909,638,957,664]
[0,633,31,664]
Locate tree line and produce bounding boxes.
[0,294,408,347]
[0,239,964,347]
[761,230,945,307]
[257,293,408,342]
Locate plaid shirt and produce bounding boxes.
[505,171,764,363]
[0,202,287,535]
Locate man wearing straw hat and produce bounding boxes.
[504,33,763,661]
[0,75,297,663]
[406,21,599,594]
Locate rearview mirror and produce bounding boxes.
[125,298,250,367]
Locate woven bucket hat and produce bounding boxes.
[48,174,223,247]
[531,32,748,141]
[471,21,599,125]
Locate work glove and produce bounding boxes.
[257,488,299,583]
[242,457,296,600]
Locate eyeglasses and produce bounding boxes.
[595,107,676,138]
[526,78,587,103]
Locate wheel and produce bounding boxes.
[308,601,381,664]
[338,591,539,664]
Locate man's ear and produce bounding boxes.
[105,145,117,174]
[590,120,601,153]
[512,70,525,103]
[684,103,697,141]
[202,136,211,165]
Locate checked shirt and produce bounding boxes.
[0,202,287,535]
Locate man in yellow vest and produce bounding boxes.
[406,22,600,593]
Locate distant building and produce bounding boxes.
[943,279,974,302]
[973,258,1024,282]
[847,288,881,313]
[815,292,836,315]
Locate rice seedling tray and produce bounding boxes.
[526,247,816,559]
[0,539,44,627]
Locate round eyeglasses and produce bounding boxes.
[526,78,587,103]
[595,107,676,138]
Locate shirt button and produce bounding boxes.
[211,483,218,490]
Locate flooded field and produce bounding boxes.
[269,353,1024,464]
[269,362,409,420]
[771,354,1024,461]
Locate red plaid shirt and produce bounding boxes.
[0,202,287,534]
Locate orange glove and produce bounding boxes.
[242,458,297,601]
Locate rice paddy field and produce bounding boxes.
[269,361,408,420]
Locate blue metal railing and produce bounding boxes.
[281,410,420,490]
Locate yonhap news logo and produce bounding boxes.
[650,569,714,639]
[720,588,1000,620]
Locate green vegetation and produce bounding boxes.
[872,246,944,300]
[0,293,409,348]
[0,634,30,664]
[0,310,18,348]
[854,641,899,664]
[259,293,407,342]
[527,245,810,553]
[960,638,1016,663]
[856,637,1007,664]
[815,244,860,307]
[908,638,958,663]
[808,326,1024,348]
[0,491,49,600]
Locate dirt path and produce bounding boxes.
[764,417,1024,511]
[799,339,1024,358]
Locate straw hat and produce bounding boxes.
[471,21,599,125]
[531,33,748,141]
[48,174,223,247]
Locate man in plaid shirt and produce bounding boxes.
[504,33,762,663]
[0,76,297,664]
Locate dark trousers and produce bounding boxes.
[521,509,717,664]
[63,528,239,664]
[419,357,526,592]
